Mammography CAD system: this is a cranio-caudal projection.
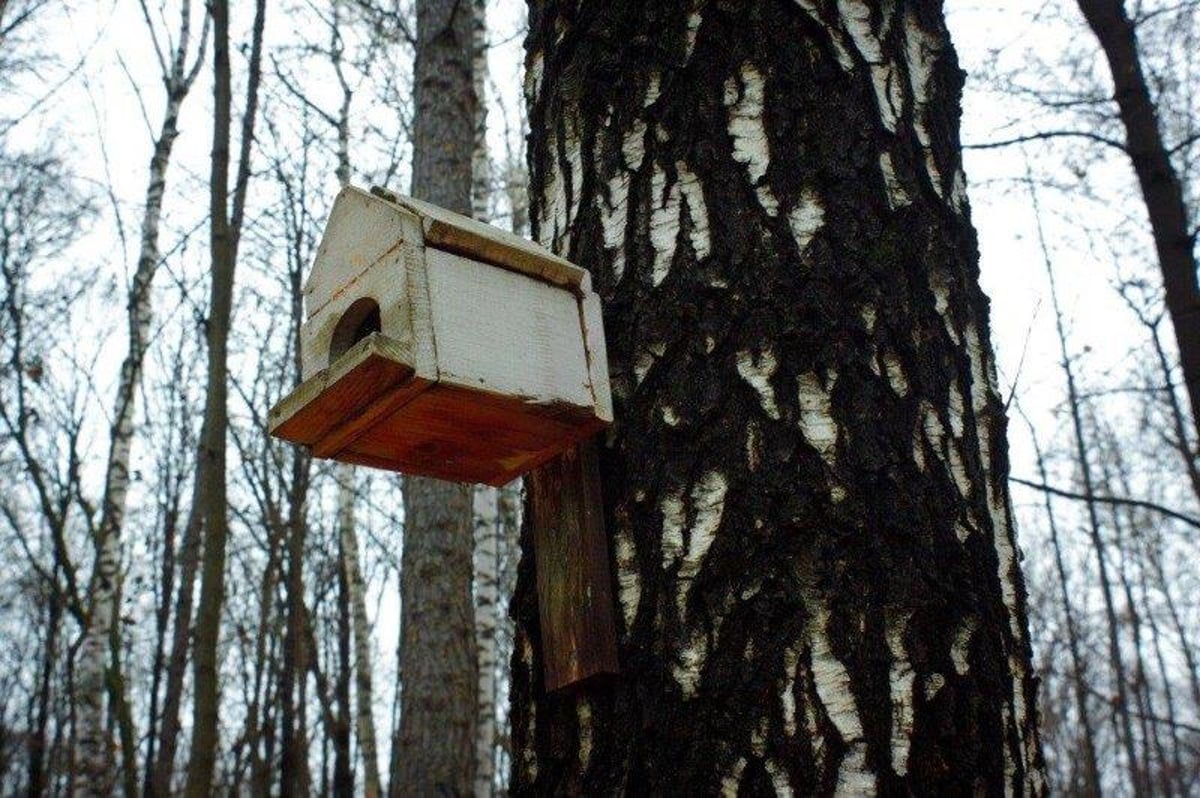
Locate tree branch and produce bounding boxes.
[1009,476,1200,529]
[964,130,1128,154]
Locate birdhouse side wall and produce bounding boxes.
[424,247,595,414]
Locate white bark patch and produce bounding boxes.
[725,63,777,215]
[951,616,977,675]
[903,11,945,196]
[622,120,648,170]
[661,404,680,426]
[660,489,686,569]
[929,272,960,344]
[525,50,544,104]
[601,170,631,282]
[782,641,802,737]
[678,161,712,260]
[947,381,965,438]
[879,151,911,208]
[883,353,908,396]
[810,609,864,742]
[577,699,593,769]
[860,304,877,333]
[924,672,946,700]
[614,524,641,631]
[746,421,763,472]
[674,628,708,698]
[685,7,702,60]
[650,165,678,286]
[645,71,662,107]
[950,168,969,213]
[887,615,915,777]
[839,0,900,132]
[680,471,729,586]
[721,757,747,796]
[635,349,655,384]
[835,744,877,797]
[797,372,838,466]
[737,348,780,419]
[766,759,794,797]
[788,189,826,251]
[794,0,855,68]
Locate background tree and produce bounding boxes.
[389,0,479,793]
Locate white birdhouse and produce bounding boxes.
[268,185,612,486]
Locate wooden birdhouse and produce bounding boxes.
[268,186,613,487]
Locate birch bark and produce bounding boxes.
[511,2,1045,792]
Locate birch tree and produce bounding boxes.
[74,2,208,791]
[510,2,1044,792]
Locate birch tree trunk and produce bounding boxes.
[511,2,1045,793]
[390,0,479,793]
[473,485,500,797]
[75,4,207,793]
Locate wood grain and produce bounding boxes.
[528,441,620,691]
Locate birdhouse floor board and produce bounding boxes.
[269,333,606,486]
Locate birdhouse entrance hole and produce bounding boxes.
[329,297,381,364]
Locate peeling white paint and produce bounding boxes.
[788,189,826,250]
[614,524,640,631]
[798,372,838,466]
[951,616,976,675]
[737,348,780,419]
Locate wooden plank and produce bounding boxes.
[369,187,590,294]
[268,334,427,444]
[304,186,418,319]
[528,441,620,691]
[424,248,595,412]
[579,292,614,424]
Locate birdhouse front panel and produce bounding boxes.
[268,186,612,486]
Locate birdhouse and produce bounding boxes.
[268,186,613,486]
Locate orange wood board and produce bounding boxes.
[269,334,607,486]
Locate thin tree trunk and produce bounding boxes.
[1029,171,1144,797]
[1026,417,1101,796]
[75,4,207,794]
[390,0,479,794]
[335,466,383,798]
[334,477,354,796]
[183,0,266,792]
[1077,0,1200,443]
[512,2,1044,792]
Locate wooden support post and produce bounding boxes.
[528,439,620,692]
